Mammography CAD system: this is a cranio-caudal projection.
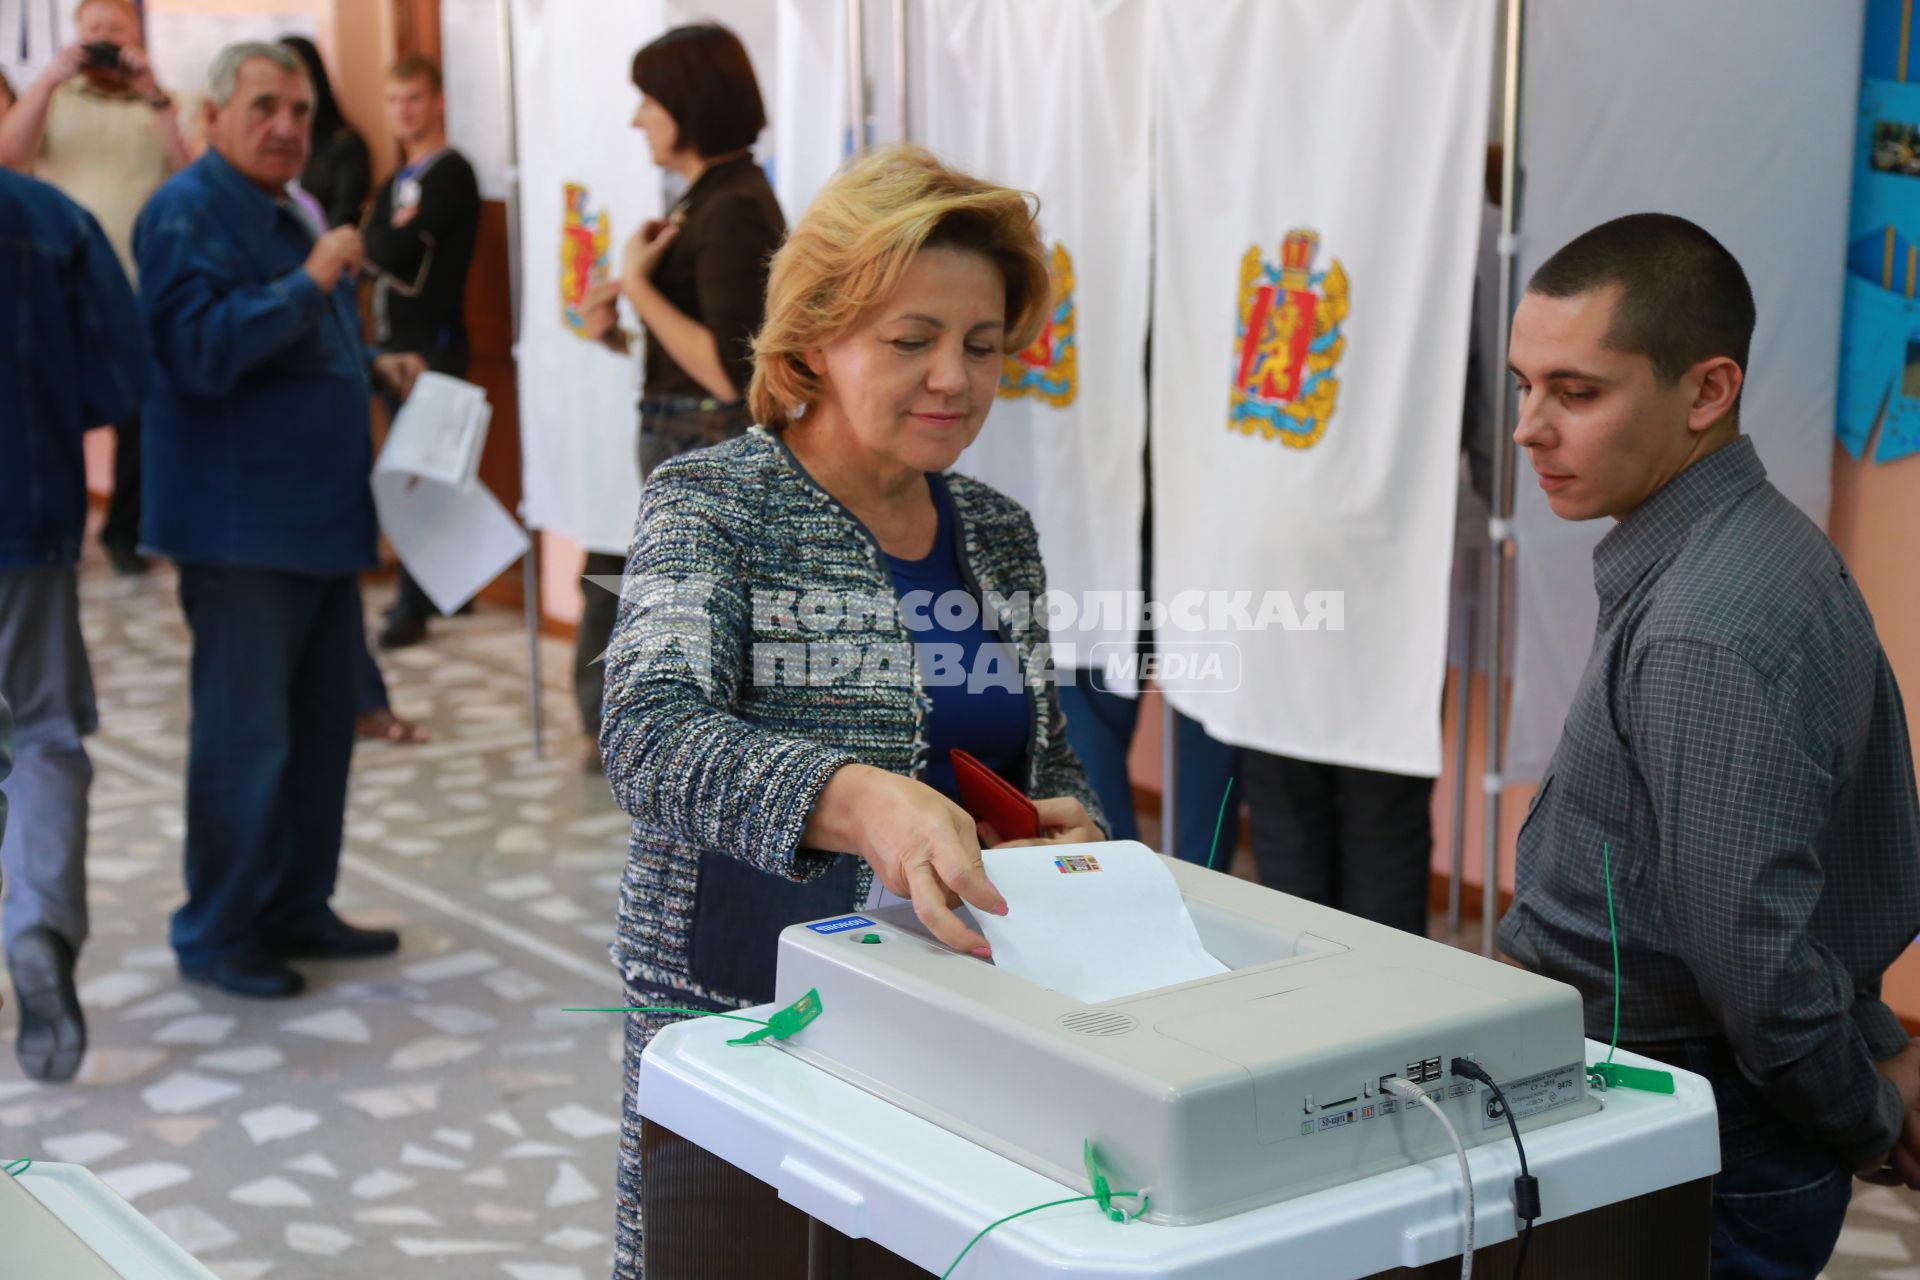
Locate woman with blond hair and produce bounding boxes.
[601,144,1106,1274]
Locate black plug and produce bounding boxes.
[1450,1056,1490,1085]
[1512,1172,1540,1221]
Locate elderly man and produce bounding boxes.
[135,42,422,998]
[0,166,147,1080]
[0,0,190,576]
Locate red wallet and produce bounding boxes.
[950,748,1041,842]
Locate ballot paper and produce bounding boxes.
[372,374,530,615]
[379,372,489,489]
[976,841,1228,1004]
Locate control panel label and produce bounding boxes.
[1481,1062,1584,1130]
[807,915,877,935]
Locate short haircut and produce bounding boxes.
[750,145,1051,431]
[630,24,765,158]
[388,52,442,93]
[1527,213,1755,393]
[206,41,303,107]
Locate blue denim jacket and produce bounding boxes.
[133,149,376,576]
[0,170,148,572]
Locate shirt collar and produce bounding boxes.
[1592,434,1768,613]
[199,148,310,239]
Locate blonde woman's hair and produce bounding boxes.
[749,145,1050,430]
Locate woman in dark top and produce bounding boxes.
[576,23,785,768]
[281,36,370,229]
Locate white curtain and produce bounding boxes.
[923,0,1152,687]
[509,0,668,552]
[771,0,850,222]
[1149,0,1492,776]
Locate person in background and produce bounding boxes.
[1239,751,1433,937]
[135,41,423,999]
[0,0,189,578]
[280,36,369,229]
[576,23,784,771]
[1501,213,1920,1277]
[365,54,482,657]
[0,165,148,1082]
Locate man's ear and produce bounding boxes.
[1686,355,1742,434]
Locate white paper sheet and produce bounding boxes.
[976,841,1227,1004]
[379,372,490,490]
[372,375,529,615]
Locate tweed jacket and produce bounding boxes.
[603,427,1105,1005]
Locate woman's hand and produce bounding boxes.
[580,279,624,345]
[981,796,1103,849]
[804,764,1008,955]
[620,218,680,292]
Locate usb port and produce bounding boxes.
[1404,1062,1423,1081]
[1421,1057,1442,1083]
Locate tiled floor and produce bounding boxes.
[1,542,1915,1277]
[2,546,629,1279]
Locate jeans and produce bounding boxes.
[1626,1036,1854,1279]
[1056,666,1242,862]
[172,565,357,966]
[0,567,96,957]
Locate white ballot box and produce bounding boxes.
[0,1162,218,1278]
[637,851,1720,1277]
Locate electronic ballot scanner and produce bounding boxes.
[768,842,1596,1226]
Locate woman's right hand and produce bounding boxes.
[580,279,623,343]
[803,764,1008,955]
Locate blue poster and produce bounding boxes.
[1841,2,1920,463]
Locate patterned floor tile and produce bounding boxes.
[1,557,623,1277]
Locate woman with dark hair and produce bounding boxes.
[576,23,785,768]
[280,35,370,228]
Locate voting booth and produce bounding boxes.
[637,850,1720,1277]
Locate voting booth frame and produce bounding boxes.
[640,1121,1712,1278]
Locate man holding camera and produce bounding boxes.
[0,0,189,577]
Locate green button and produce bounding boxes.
[859,933,882,944]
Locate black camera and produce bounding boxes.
[81,41,122,71]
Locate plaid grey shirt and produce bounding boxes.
[1498,436,1920,1167]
